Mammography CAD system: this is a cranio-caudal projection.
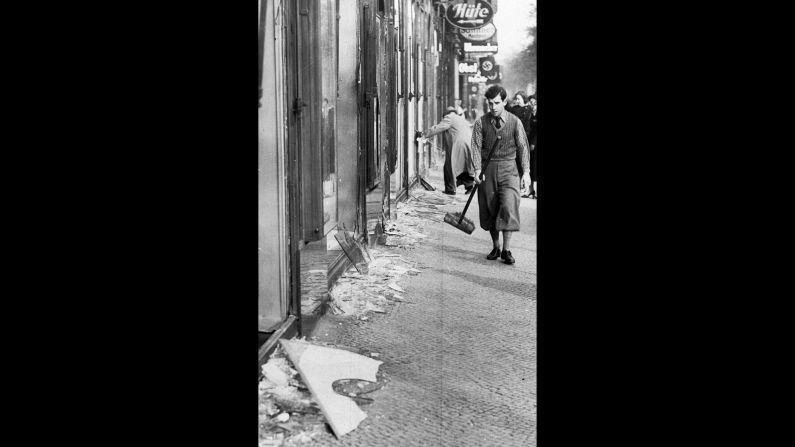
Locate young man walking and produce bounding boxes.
[471,85,532,264]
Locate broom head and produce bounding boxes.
[444,211,476,234]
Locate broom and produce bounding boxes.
[444,135,502,234]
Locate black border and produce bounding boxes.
[538,2,788,444]
[41,4,256,444]
[21,1,789,444]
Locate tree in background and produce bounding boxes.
[500,7,536,97]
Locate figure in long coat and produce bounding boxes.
[422,106,476,195]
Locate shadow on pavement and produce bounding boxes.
[424,266,536,299]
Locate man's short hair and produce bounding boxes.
[485,85,507,101]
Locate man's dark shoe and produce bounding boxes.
[486,247,501,260]
[502,250,515,264]
[443,190,456,195]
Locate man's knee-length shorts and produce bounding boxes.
[477,160,521,231]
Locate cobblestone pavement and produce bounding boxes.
[305,168,536,446]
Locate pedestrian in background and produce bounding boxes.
[505,91,536,199]
[526,93,537,198]
[472,85,531,265]
[422,106,475,195]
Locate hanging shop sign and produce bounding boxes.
[445,1,495,30]
[458,22,497,42]
[464,42,498,53]
[485,66,502,84]
[464,52,495,60]
[468,74,488,83]
[457,61,479,74]
[479,56,496,75]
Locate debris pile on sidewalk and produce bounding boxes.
[383,186,459,248]
[328,245,421,318]
[259,343,326,447]
[259,340,387,446]
[280,339,383,438]
[397,187,458,226]
[326,185,460,318]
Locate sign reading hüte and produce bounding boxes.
[445,1,495,30]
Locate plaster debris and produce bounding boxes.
[275,412,290,423]
[260,341,387,445]
[260,345,325,445]
[259,436,284,447]
[280,339,383,438]
[262,358,292,388]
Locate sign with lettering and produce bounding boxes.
[458,61,479,74]
[464,52,495,60]
[464,42,498,53]
[458,22,496,42]
[468,74,488,83]
[445,1,495,30]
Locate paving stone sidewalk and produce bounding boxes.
[304,167,536,447]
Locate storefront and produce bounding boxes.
[258,0,353,358]
[258,0,342,353]
[259,0,465,364]
[258,0,293,336]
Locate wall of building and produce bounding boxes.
[336,0,361,233]
[258,0,289,332]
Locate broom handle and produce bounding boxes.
[457,183,479,225]
[458,135,502,224]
